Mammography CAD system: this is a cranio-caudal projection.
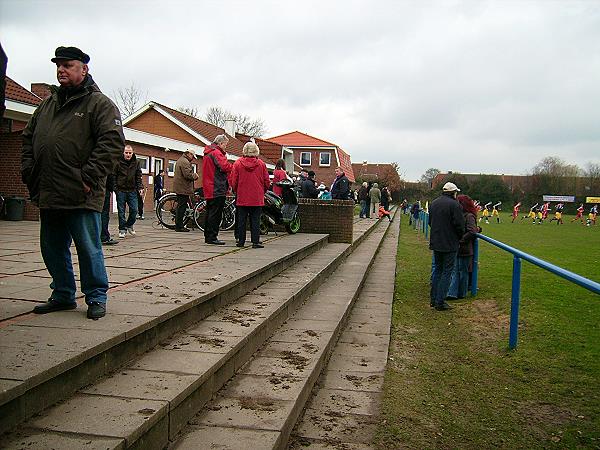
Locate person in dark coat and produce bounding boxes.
[301,170,319,199]
[381,186,391,211]
[153,169,164,206]
[447,195,480,299]
[173,151,199,232]
[295,169,308,197]
[115,145,143,238]
[202,135,233,245]
[358,182,369,218]
[331,167,350,200]
[428,182,465,311]
[21,46,124,320]
[231,142,270,248]
[101,174,118,245]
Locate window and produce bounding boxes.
[137,155,150,174]
[167,159,177,177]
[319,152,331,167]
[300,152,311,166]
[153,157,164,175]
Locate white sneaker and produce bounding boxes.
[118,230,126,238]
[127,227,136,236]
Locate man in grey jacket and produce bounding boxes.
[173,150,199,232]
[21,46,124,319]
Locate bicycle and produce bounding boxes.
[155,190,236,232]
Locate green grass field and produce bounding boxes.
[376,213,600,449]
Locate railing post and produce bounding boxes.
[471,237,479,296]
[509,256,522,350]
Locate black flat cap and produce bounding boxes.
[51,46,90,64]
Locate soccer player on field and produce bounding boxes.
[587,205,597,226]
[549,202,564,224]
[541,202,550,221]
[479,202,491,224]
[492,201,501,223]
[511,202,521,223]
[571,203,585,224]
[522,203,538,222]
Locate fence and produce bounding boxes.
[415,210,600,349]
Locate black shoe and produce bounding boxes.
[87,302,106,320]
[434,302,452,311]
[205,240,225,245]
[101,238,118,246]
[252,243,264,249]
[33,298,77,314]
[236,243,246,248]
[175,227,190,232]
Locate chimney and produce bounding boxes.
[31,83,52,100]
[224,118,237,137]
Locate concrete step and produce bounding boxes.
[0,232,332,435]
[1,219,384,448]
[170,217,396,449]
[288,218,399,449]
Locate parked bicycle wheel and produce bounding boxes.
[155,193,178,230]
[193,200,207,231]
[285,213,301,234]
[220,199,236,231]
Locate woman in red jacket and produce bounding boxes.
[272,159,287,197]
[231,142,270,248]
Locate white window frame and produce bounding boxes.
[167,159,177,177]
[319,152,331,167]
[152,157,164,176]
[300,152,311,166]
[137,155,150,174]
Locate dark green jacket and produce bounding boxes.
[21,75,124,212]
[115,154,143,193]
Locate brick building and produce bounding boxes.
[267,131,355,186]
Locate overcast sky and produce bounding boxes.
[2,0,599,181]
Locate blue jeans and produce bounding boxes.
[447,255,470,299]
[359,200,368,218]
[116,191,138,230]
[40,209,109,305]
[431,251,457,307]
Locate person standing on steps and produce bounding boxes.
[272,158,288,197]
[115,145,142,238]
[428,182,465,311]
[331,166,350,200]
[369,183,381,219]
[173,150,199,232]
[21,46,124,320]
[202,134,233,245]
[154,169,164,207]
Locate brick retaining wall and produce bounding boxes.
[297,198,354,243]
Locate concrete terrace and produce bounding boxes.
[0,213,397,449]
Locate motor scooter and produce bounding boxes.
[261,179,300,234]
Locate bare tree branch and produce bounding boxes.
[177,106,200,118]
[112,83,147,118]
[203,105,267,137]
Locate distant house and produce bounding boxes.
[123,102,276,206]
[351,162,401,188]
[267,131,355,185]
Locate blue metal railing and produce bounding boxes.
[414,210,600,349]
[472,234,600,349]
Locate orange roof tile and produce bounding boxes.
[268,131,337,147]
[236,133,282,166]
[5,76,41,106]
[337,148,355,182]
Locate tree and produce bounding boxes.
[112,83,147,118]
[583,162,600,195]
[177,106,200,118]
[419,168,441,187]
[468,175,511,204]
[528,156,581,198]
[531,156,580,177]
[204,106,267,137]
[379,162,403,192]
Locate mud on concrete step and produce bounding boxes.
[1,219,383,448]
[170,217,395,450]
[0,233,331,435]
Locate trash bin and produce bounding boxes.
[5,197,25,221]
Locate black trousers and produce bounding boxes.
[204,196,225,242]
[237,206,262,245]
[175,194,189,230]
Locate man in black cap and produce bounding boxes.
[21,46,124,320]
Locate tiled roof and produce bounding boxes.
[268,131,337,147]
[30,83,52,100]
[236,133,282,166]
[352,162,400,186]
[5,76,42,105]
[154,103,246,157]
[337,148,355,182]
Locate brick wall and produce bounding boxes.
[293,148,338,185]
[297,198,354,243]
[0,131,40,220]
